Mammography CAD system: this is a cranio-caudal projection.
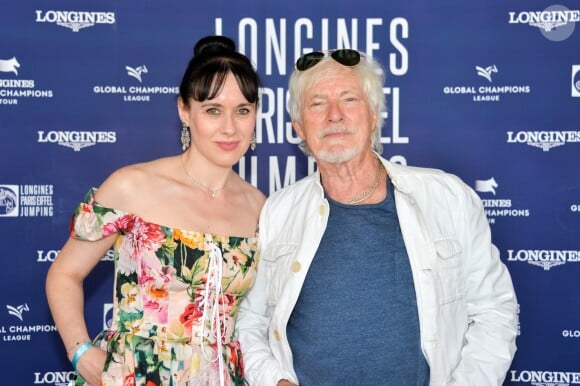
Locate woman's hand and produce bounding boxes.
[75,346,107,386]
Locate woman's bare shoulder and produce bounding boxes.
[240,178,267,213]
[94,156,177,210]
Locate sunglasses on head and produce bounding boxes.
[295,49,361,71]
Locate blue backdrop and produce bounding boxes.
[1,0,579,384]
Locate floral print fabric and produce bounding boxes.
[70,188,258,386]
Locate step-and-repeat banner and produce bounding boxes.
[1,0,578,384]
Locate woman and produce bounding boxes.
[46,35,266,386]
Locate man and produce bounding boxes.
[237,48,518,385]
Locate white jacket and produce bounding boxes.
[237,158,518,386]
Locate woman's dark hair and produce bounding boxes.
[179,35,260,106]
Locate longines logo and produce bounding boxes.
[35,10,116,32]
[506,130,580,151]
[508,5,579,41]
[33,370,75,386]
[507,249,579,270]
[0,184,54,217]
[37,130,117,151]
[37,249,115,262]
[93,64,178,103]
[0,56,54,106]
[0,185,18,217]
[104,303,114,329]
[443,64,531,102]
[473,177,530,224]
[572,65,580,97]
[509,369,580,384]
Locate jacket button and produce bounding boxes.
[291,261,301,272]
[274,329,281,341]
[318,204,327,216]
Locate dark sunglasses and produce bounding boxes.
[295,49,361,71]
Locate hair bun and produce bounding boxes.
[194,35,236,57]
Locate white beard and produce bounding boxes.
[314,125,362,163]
[316,146,361,163]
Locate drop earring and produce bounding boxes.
[250,132,256,151]
[181,122,190,151]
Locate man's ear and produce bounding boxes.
[292,120,305,140]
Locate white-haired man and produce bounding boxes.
[237,48,518,386]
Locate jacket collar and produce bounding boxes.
[311,170,326,199]
[376,153,413,195]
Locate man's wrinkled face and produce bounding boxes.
[293,62,376,164]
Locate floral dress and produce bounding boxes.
[70,188,258,386]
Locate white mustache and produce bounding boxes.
[317,125,356,139]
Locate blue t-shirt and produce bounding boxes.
[286,177,430,385]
